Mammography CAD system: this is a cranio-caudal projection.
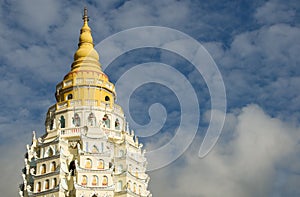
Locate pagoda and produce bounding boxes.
[19,8,151,197]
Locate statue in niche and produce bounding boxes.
[60,116,65,128]
[115,118,120,130]
[92,176,98,186]
[53,178,57,188]
[102,114,110,128]
[85,159,92,169]
[97,160,104,169]
[81,176,87,185]
[47,147,54,157]
[72,113,81,127]
[102,176,108,186]
[45,180,49,189]
[51,161,56,172]
[88,112,96,126]
[37,182,41,192]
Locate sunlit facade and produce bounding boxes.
[19,8,151,197]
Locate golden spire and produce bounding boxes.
[79,7,93,45]
[72,7,100,68]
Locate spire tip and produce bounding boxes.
[83,7,89,22]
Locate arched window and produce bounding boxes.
[40,164,46,174]
[139,185,142,195]
[48,148,53,157]
[135,168,139,178]
[92,145,99,153]
[37,148,41,158]
[81,175,87,186]
[52,178,57,188]
[44,147,53,157]
[69,160,76,176]
[85,158,92,169]
[67,94,73,100]
[133,182,137,193]
[127,180,131,190]
[50,161,56,172]
[44,179,49,190]
[88,112,96,126]
[117,180,123,191]
[60,116,65,128]
[97,159,104,169]
[102,176,108,186]
[92,175,98,186]
[36,182,41,192]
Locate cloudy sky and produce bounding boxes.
[0,0,299,196]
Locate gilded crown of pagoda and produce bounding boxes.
[55,7,116,109]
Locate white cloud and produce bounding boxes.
[0,113,41,196]
[12,0,61,35]
[230,24,300,67]
[202,21,300,120]
[149,104,300,196]
[0,136,31,196]
[255,0,297,25]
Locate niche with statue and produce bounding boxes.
[102,114,110,128]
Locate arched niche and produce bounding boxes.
[102,175,108,186]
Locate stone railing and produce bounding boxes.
[60,127,83,137]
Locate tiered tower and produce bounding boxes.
[19,8,151,197]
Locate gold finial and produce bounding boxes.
[72,7,100,65]
[83,7,89,22]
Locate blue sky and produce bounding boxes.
[0,0,299,196]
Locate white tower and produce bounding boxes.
[19,8,151,197]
